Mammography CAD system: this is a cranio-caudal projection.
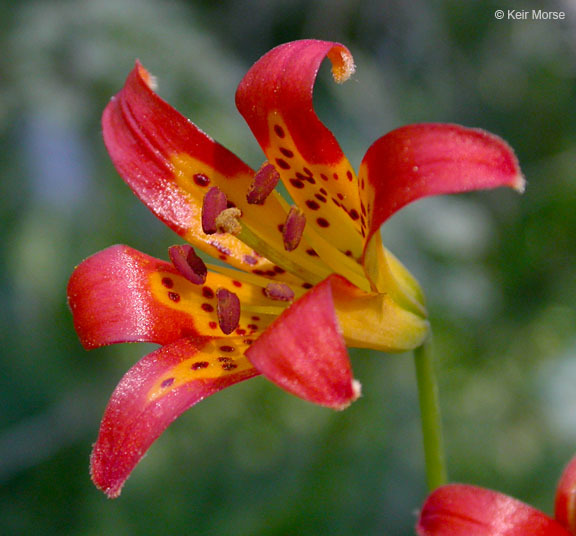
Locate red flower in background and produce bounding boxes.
[417,453,576,535]
[67,39,524,497]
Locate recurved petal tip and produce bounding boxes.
[513,173,527,193]
[328,45,355,84]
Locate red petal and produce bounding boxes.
[90,336,259,498]
[67,245,202,348]
[236,40,353,166]
[102,62,278,273]
[359,123,525,247]
[417,484,570,536]
[555,454,576,533]
[245,275,360,410]
[236,40,364,257]
[68,245,276,349]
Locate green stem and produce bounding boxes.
[414,335,447,491]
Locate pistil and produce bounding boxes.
[202,189,325,284]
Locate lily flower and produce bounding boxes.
[67,39,524,498]
[417,453,576,535]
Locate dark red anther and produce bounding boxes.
[283,206,306,251]
[216,288,241,335]
[168,245,207,285]
[264,282,295,302]
[246,162,281,204]
[202,186,228,234]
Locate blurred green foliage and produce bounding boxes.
[1,0,575,534]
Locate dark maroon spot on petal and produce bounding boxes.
[280,148,294,158]
[315,194,327,203]
[361,202,367,216]
[219,345,235,352]
[289,178,305,189]
[236,328,247,335]
[333,173,339,180]
[283,206,306,251]
[247,162,281,205]
[243,255,257,265]
[247,324,258,330]
[337,193,344,200]
[252,269,266,276]
[194,173,210,187]
[346,170,354,181]
[316,217,330,228]
[274,125,285,138]
[295,172,307,181]
[320,173,329,181]
[226,200,237,209]
[201,303,214,313]
[251,316,260,321]
[244,339,254,345]
[217,356,238,371]
[265,270,277,277]
[209,321,218,329]
[275,158,290,170]
[273,266,285,274]
[360,178,365,190]
[277,224,284,233]
[232,280,242,287]
[302,283,313,289]
[219,255,227,261]
[349,209,360,221]
[361,228,366,237]
[202,187,228,234]
[360,215,366,228]
[168,292,180,302]
[209,241,232,256]
[320,188,328,195]
[345,250,353,257]
[306,248,319,257]
[161,277,174,289]
[191,361,209,370]
[169,244,207,285]
[332,198,341,207]
[306,200,320,210]
[264,282,295,302]
[202,286,214,299]
[216,288,241,335]
[306,176,316,184]
[303,167,313,177]
[161,378,175,388]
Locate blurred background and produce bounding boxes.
[1,0,575,534]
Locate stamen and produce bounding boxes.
[168,245,207,284]
[246,162,281,204]
[202,186,228,234]
[283,206,306,251]
[216,288,241,335]
[264,282,295,302]
[215,207,242,235]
